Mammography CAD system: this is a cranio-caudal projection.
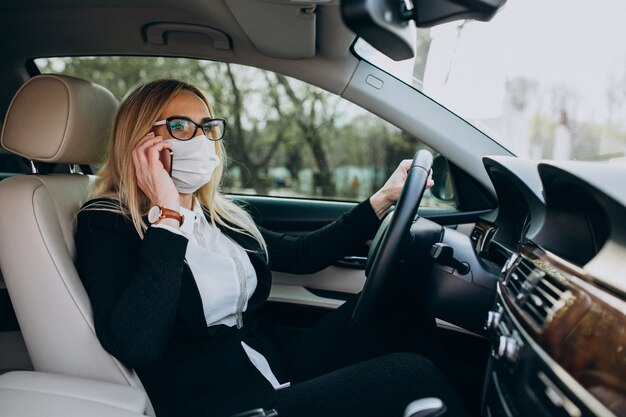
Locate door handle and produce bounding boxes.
[336,256,367,269]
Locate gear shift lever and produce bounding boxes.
[404,398,446,417]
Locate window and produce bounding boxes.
[36,56,455,209]
[355,0,626,163]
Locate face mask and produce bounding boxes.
[165,135,220,194]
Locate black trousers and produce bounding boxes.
[270,296,469,417]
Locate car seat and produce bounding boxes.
[0,74,155,415]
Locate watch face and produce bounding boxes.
[148,206,161,224]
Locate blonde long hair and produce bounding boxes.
[85,79,266,253]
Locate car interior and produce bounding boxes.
[0,1,625,417]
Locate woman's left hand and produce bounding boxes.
[369,159,435,219]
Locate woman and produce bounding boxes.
[75,79,466,417]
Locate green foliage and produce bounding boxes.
[36,56,434,201]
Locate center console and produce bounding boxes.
[482,245,625,417]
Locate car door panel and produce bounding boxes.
[236,195,488,231]
[235,195,486,308]
[271,266,365,305]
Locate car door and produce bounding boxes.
[234,157,494,319]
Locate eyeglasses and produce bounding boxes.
[154,116,226,141]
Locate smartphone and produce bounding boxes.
[159,148,173,176]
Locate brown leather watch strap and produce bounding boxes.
[159,207,184,225]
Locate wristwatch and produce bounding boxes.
[148,205,184,225]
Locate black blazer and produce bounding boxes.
[75,199,381,417]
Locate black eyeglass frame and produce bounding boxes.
[154,116,227,141]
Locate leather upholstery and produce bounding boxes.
[0,371,146,417]
[1,74,117,164]
[0,75,153,415]
[0,175,138,383]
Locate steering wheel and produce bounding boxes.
[352,149,434,327]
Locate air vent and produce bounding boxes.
[470,227,483,244]
[471,223,497,254]
[505,256,574,329]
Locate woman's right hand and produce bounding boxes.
[132,132,180,210]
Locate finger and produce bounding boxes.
[136,137,163,169]
[161,142,172,150]
[399,159,412,179]
[131,151,141,181]
[134,147,150,182]
[399,159,412,170]
[135,132,156,149]
[147,142,166,160]
[133,137,161,178]
[135,135,162,154]
[132,152,150,193]
[144,141,172,162]
[147,142,167,172]
[131,143,149,176]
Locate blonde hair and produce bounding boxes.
[85,79,266,254]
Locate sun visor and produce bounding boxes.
[226,0,316,59]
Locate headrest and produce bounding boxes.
[1,74,117,164]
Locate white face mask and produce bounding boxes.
[165,135,220,194]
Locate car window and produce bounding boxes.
[36,56,456,209]
[354,0,626,164]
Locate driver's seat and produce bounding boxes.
[0,74,154,415]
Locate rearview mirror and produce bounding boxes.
[341,0,417,61]
[341,0,506,61]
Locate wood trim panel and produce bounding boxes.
[501,244,626,416]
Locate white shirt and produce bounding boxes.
[153,201,290,390]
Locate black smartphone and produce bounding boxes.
[159,148,173,176]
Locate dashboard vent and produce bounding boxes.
[505,257,574,329]
[470,226,484,244]
[471,223,496,254]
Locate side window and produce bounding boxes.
[36,57,456,209]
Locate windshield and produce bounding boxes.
[355,0,626,163]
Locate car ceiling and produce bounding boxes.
[1,0,358,114]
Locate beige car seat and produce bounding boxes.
[0,74,154,415]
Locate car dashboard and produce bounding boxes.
[476,157,626,417]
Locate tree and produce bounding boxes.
[505,77,538,113]
[37,56,423,198]
[38,57,289,193]
[272,74,337,196]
